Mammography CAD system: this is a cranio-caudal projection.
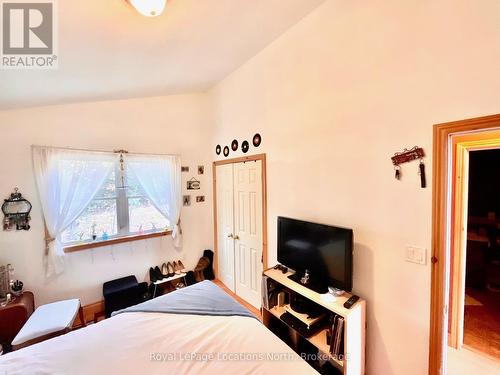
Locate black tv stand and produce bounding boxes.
[288,273,328,294]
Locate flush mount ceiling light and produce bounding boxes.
[128,0,166,17]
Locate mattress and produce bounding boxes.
[0,310,318,374]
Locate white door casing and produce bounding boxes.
[216,163,235,292]
[233,160,263,308]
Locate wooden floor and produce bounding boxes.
[212,279,261,320]
[463,287,500,359]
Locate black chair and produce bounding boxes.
[103,276,148,318]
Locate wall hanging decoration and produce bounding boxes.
[115,150,129,190]
[253,133,262,147]
[183,195,191,207]
[241,140,249,153]
[223,146,230,157]
[231,139,238,152]
[215,145,221,155]
[196,196,205,203]
[181,166,189,172]
[2,188,32,231]
[197,165,204,175]
[187,177,201,190]
[391,146,426,188]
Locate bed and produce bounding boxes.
[0,281,317,374]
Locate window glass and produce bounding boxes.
[126,171,143,197]
[61,166,169,244]
[129,197,169,233]
[61,199,118,243]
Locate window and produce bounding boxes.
[61,165,169,245]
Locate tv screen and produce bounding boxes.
[277,217,353,292]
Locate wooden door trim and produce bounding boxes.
[212,153,268,282]
[430,114,500,375]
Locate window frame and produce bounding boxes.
[61,161,171,252]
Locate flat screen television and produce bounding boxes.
[277,216,353,293]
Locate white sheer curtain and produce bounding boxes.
[125,154,182,248]
[32,146,117,277]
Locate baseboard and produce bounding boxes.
[73,300,104,328]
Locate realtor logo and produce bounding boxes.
[1,0,57,69]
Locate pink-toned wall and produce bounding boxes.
[0,94,214,306]
[209,0,500,373]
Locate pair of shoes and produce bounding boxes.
[149,266,164,282]
[161,262,175,278]
[173,260,186,274]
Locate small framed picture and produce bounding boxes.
[196,196,205,203]
[183,195,191,206]
[187,178,201,190]
[198,165,204,175]
[181,166,189,173]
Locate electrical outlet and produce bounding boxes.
[405,246,426,265]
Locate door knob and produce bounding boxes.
[227,233,234,238]
[234,235,240,240]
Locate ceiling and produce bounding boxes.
[0,0,325,110]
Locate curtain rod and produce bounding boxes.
[31,145,181,157]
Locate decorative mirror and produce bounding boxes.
[2,188,32,231]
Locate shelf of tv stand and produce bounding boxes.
[263,267,365,375]
[263,268,362,318]
[267,303,343,368]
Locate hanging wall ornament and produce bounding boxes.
[391,146,426,188]
[215,145,221,155]
[241,140,249,153]
[231,139,238,151]
[223,146,230,157]
[253,133,262,147]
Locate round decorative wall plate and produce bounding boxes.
[223,146,230,157]
[241,141,249,153]
[215,145,221,155]
[253,133,262,147]
[231,139,238,151]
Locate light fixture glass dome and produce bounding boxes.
[129,0,166,17]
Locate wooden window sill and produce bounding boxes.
[63,230,172,253]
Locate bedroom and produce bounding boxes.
[0,0,499,374]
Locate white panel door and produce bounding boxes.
[216,163,235,292]
[233,160,263,308]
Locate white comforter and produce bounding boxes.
[0,312,317,374]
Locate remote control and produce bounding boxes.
[343,295,359,309]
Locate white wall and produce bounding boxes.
[209,0,500,374]
[0,94,214,306]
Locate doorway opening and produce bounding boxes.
[429,114,500,375]
[462,149,500,358]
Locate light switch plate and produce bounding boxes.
[406,246,426,265]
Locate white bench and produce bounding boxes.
[12,299,85,350]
